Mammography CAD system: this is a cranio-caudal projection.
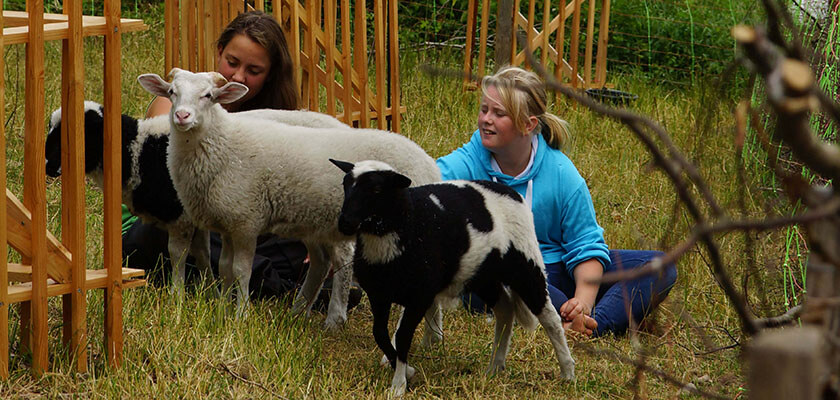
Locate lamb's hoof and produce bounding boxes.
[380,354,390,367]
[560,362,575,380]
[323,313,347,331]
[420,331,443,347]
[486,362,505,375]
[387,383,406,398]
[405,364,416,379]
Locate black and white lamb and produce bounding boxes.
[330,159,575,397]
[45,100,349,294]
[136,68,442,328]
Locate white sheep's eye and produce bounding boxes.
[203,93,212,99]
[167,88,174,96]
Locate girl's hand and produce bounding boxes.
[559,297,592,322]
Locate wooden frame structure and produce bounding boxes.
[1,1,147,377]
[164,0,403,131]
[464,0,611,89]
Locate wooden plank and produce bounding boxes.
[748,327,828,400]
[8,264,32,282]
[584,0,595,86]
[569,0,581,89]
[165,0,175,73]
[354,0,368,127]
[374,0,385,129]
[325,0,336,116]
[477,0,489,78]
[103,0,124,368]
[306,0,318,110]
[555,0,566,82]
[541,0,549,67]
[6,268,146,304]
[341,0,352,125]
[6,189,73,282]
[23,0,48,376]
[2,19,147,45]
[61,0,88,373]
[463,0,477,85]
[512,0,520,63]
[289,0,302,97]
[595,0,610,86]
[0,2,7,377]
[388,0,400,132]
[525,0,535,68]
[496,0,513,67]
[197,0,205,70]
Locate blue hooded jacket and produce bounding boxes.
[436,130,610,276]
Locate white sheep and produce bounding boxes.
[331,159,575,397]
[45,101,350,295]
[137,68,442,328]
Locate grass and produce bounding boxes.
[1,6,800,399]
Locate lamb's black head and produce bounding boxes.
[330,159,411,236]
[45,101,106,177]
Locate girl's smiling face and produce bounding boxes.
[478,85,522,152]
[216,33,271,110]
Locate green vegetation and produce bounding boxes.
[0,3,807,398]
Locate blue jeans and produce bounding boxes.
[463,249,677,337]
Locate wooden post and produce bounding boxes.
[24,0,48,376]
[374,0,386,129]
[61,0,88,373]
[584,0,595,86]
[477,0,490,78]
[326,0,337,116]
[748,327,828,400]
[289,0,302,102]
[496,0,513,68]
[341,0,353,125]
[354,0,369,128]
[554,0,566,82]
[463,0,477,85]
[594,0,610,86]
[525,0,534,68]
[104,0,124,368]
[541,0,549,67]
[307,0,318,111]
[569,0,581,89]
[0,1,8,380]
[388,0,400,132]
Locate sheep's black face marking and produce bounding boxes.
[338,169,410,236]
[473,180,523,203]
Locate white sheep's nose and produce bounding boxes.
[175,110,191,124]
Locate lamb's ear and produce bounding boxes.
[137,74,171,97]
[329,159,355,174]
[388,171,412,189]
[212,82,249,104]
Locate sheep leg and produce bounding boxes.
[292,243,329,315]
[389,305,424,398]
[230,235,257,318]
[324,242,353,330]
[488,290,514,374]
[536,300,575,380]
[370,298,396,366]
[189,228,215,292]
[381,304,443,366]
[218,234,236,295]
[167,227,192,297]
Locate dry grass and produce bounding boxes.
[0,7,798,399]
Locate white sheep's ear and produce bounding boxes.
[137,74,172,98]
[211,82,249,104]
[329,159,355,174]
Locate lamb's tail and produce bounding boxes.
[510,290,539,331]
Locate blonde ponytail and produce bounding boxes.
[539,113,572,150]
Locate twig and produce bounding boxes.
[754,305,803,329]
[179,350,289,400]
[577,343,728,400]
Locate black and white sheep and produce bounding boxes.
[45,100,350,294]
[136,69,442,328]
[330,159,575,397]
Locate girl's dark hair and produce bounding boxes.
[217,11,299,111]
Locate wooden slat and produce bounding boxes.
[512,0,520,64]
[341,0,352,125]
[8,263,32,282]
[595,0,610,86]
[584,0,595,86]
[197,0,205,70]
[374,0,385,129]
[60,0,88,373]
[306,0,318,110]
[165,0,176,73]
[6,189,73,282]
[325,0,336,116]
[463,0,476,85]
[103,0,124,368]
[6,268,146,304]
[569,0,581,89]
[0,2,7,379]
[477,0,489,78]
[2,19,147,45]
[353,0,368,128]
[541,0,550,67]
[23,0,48,375]
[554,0,566,82]
[388,0,400,132]
[525,0,534,67]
